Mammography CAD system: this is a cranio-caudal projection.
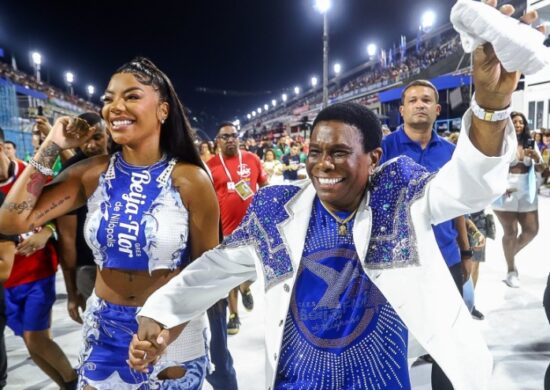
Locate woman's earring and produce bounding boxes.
[161,118,166,124]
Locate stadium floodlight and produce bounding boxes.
[311,77,318,87]
[333,63,342,75]
[258,107,262,114]
[65,72,75,95]
[272,99,277,107]
[87,85,95,97]
[65,72,74,84]
[247,114,251,120]
[252,111,257,117]
[294,86,300,95]
[314,0,331,14]
[264,104,269,111]
[282,93,288,102]
[421,10,436,32]
[31,52,42,66]
[367,44,377,58]
[31,52,42,82]
[233,119,240,127]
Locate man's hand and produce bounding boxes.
[34,116,52,137]
[128,317,170,372]
[67,292,86,324]
[473,1,541,109]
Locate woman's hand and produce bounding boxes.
[524,148,540,162]
[16,228,52,257]
[44,116,95,151]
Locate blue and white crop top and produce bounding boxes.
[84,153,191,273]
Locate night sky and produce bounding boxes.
[1,0,456,137]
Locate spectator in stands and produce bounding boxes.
[381,79,474,389]
[199,140,214,163]
[281,142,303,182]
[0,57,216,389]
[4,141,20,163]
[274,135,290,160]
[246,137,260,158]
[492,111,546,288]
[262,149,283,184]
[56,113,108,325]
[0,127,77,389]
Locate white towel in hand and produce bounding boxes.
[450,0,550,75]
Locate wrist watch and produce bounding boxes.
[470,93,512,122]
[461,249,474,258]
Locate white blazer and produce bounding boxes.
[140,110,516,389]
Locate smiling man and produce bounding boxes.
[130,4,529,388]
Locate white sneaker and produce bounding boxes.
[505,270,520,288]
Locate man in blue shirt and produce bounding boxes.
[381,79,473,390]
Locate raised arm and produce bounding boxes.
[426,3,541,225]
[0,117,97,234]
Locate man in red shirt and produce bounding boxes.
[207,122,268,335]
[0,127,77,389]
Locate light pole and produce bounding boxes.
[65,72,74,95]
[31,52,42,82]
[314,0,331,108]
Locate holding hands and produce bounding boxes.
[128,317,185,372]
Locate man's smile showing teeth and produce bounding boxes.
[317,177,344,185]
[111,120,134,129]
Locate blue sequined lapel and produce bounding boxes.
[365,156,435,269]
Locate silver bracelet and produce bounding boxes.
[29,158,54,176]
[470,93,512,122]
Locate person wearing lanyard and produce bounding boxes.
[205,122,268,386]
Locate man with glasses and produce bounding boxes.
[205,122,268,388]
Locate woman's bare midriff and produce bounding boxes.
[95,267,181,306]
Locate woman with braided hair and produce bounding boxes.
[0,57,218,389]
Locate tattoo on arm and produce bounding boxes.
[35,142,61,167]
[0,199,36,214]
[26,172,48,197]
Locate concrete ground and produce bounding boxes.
[5,197,550,389]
